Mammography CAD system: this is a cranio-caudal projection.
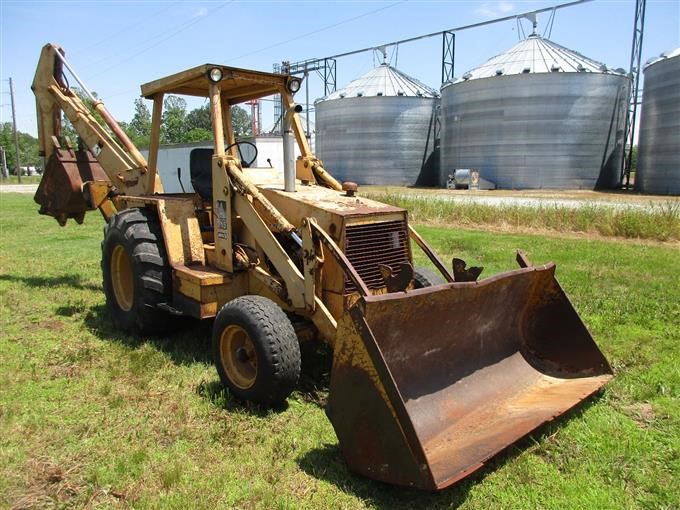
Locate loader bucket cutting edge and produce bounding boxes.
[326,262,612,490]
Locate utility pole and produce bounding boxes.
[9,77,21,183]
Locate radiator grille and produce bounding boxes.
[344,220,410,293]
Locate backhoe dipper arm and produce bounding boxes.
[32,43,160,198]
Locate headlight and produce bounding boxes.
[287,78,301,94]
[208,67,223,83]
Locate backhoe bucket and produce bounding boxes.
[34,148,109,225]
[327,262,612,490]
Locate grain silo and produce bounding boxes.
[635,48,680,195]
[440,34,630,189]
[315,63,438,185]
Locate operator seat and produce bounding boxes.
[190,148,213,201]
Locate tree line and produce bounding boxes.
[1,93,252,176]
[120,96,252,149]
[0,123,40,173]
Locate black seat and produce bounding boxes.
[190,148,213,201]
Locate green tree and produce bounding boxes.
[186,104,211,132]
[60,88,109,144]
[161,95,188,144]
[184,103,251,139]
[184,128,213,143]
[125,98,152,148]
[231,105,252,137]
[0,122,40,174]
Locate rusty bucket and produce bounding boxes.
[34,148,109,225]
[327,262,612,490]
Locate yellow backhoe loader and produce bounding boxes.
[32,43,612,490]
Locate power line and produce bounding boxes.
[83,1,232,76]
[72,1,180,57]
[324,0,593,60]
[87,1,233,79]
[226,0,407,63]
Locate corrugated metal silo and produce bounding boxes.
[315,64,438,185]
[635,48,680,195]
[440,35,630,189]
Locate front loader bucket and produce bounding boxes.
[34,148,109,225]
[327,262,612,490]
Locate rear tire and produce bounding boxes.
[101,208,174,334]
[212,296,301,406]
[413,267,446,288]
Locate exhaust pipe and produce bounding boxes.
[283,104,302,193]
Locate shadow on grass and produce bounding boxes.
[84,304,212,365]
[0,273,101,291]
[195,379,289,415]
[82,304,329,415]
[297,394,604,508]
[297,443,475,509]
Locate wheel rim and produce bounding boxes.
[111,244,134,311]
[220,325,258,389]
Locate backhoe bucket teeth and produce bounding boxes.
[327,262,612,490]
[34,149,109,225]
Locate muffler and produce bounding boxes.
[327,260,612,490]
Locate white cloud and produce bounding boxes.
[475,1,516,19]
[193,7,208,18]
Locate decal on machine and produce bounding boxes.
[216,200,228,230]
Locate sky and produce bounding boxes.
[1,0,678,138]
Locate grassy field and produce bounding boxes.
[365,191,680,242]
[1,193,678,509]
[0,175,42,185]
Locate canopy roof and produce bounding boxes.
[141,64,294,104]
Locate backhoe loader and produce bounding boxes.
[32,43,612,490]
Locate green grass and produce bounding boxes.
[366,192,680,242]
[0,175,42,184]
[1,193,678,508]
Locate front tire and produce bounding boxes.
[101,208,174,334]
[413,267,446,288]
[212,296,301,406]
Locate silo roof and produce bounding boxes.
[644,47,680,69]
[450,35,626,84]
[320,63,438,101]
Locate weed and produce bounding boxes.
[366,192,680,241]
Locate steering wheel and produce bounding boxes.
[225,141,258,168]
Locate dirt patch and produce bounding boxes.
[26,320,66,333]
[10,458,82,509]
[9,458,126,509]
[48,363,81,380]
[622,402,656,428]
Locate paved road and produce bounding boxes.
[0,184,39,194]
